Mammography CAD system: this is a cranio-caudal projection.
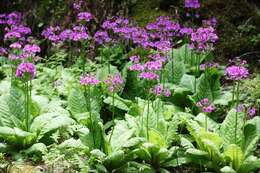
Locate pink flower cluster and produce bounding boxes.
[16,62,36,80]
[77,12,92,22]
[225,59,249,81]
[196,98,215,113]
[200,62,219,71]
[151,84,171,97]
[189,27,218,52]
[80,74,100,86]
[184,0,200,9]
[104,74,124,92]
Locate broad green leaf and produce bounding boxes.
[186,148,209,158]
[148,128,166,147]
[193,72,221,102]
[31,113,75,137]
[220,166,236,173]
[220,109,244,147]
[110,120,135,151]
[224,144,243,171]
[238,156,260,173]
[195,113,220,133]
[104,94,132,111]
[242,116,260,158]
[24,143,47,155]
[164,60,186,84]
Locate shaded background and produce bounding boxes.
[1,0,260,69]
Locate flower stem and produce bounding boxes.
[109,92,115,143]
[234,82,240,144]
[25,81,29,131]
[205,114,208,131]
[86,85,95,147]
[147,96,150,140]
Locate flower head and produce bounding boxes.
[9,42,22,49]
[225,64,249,81]
[80,74,100,86]
[196,98,215,113]
[139,72,159,80]
[184,0,200,9]
[151,84,171,97]
[104,73,124,92]
[23,44,41,54]
[94,30,111,44]
[77,12,93,22]
[16,62,36,80]
[248,107,256,118]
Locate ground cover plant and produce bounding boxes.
[0,0,259,173]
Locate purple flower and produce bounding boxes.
[4,31,21,40]
[190,26,218,52]
[94,30,111,44]
[8,54,20,60]
[129,55,140,64]
[80,74,100,86]
[153,40,171,52]
[0,47,7,56]
[16,62,36,80]
[151,84,171,97]
[225,65,249,81]
[196,98,215,113]
[139,72,159,80]
[202,18,217,28]
[23,44,41,54]
[179,27,194,36]
[104,73,124,92]
[9,42,22,49]
[200,62,219,71]
[73,0,83,11]
[148,53,167,63]
[59,29,73,41]
[236,104,245,112]
[129,64,144,72]
[184,0,200,9]
[144,61,162,71]
[7,12,22,25]
[248,107,256,118]
[41,26,61,42]
[0,14,6,24]
[70,25,89,41]
[164,88,171,97]
[77,12,93,22]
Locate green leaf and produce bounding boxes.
[186,148,209,158]
[195,113,220,133]
[224,144,244,171]
[164,60,186,84]
[179,74,196,92]
[68,88,88,115]
[31,113,75,137]
[238,156,260,173]
[24,143,47,155]
[242,116,260,158]
[110,120,135,151]
[104,94,132,111]
[193,72,221,102]
[220,166,236,173]
[220,109,244,147]
[148,128,167,147]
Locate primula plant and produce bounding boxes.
[0,1,259,173]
